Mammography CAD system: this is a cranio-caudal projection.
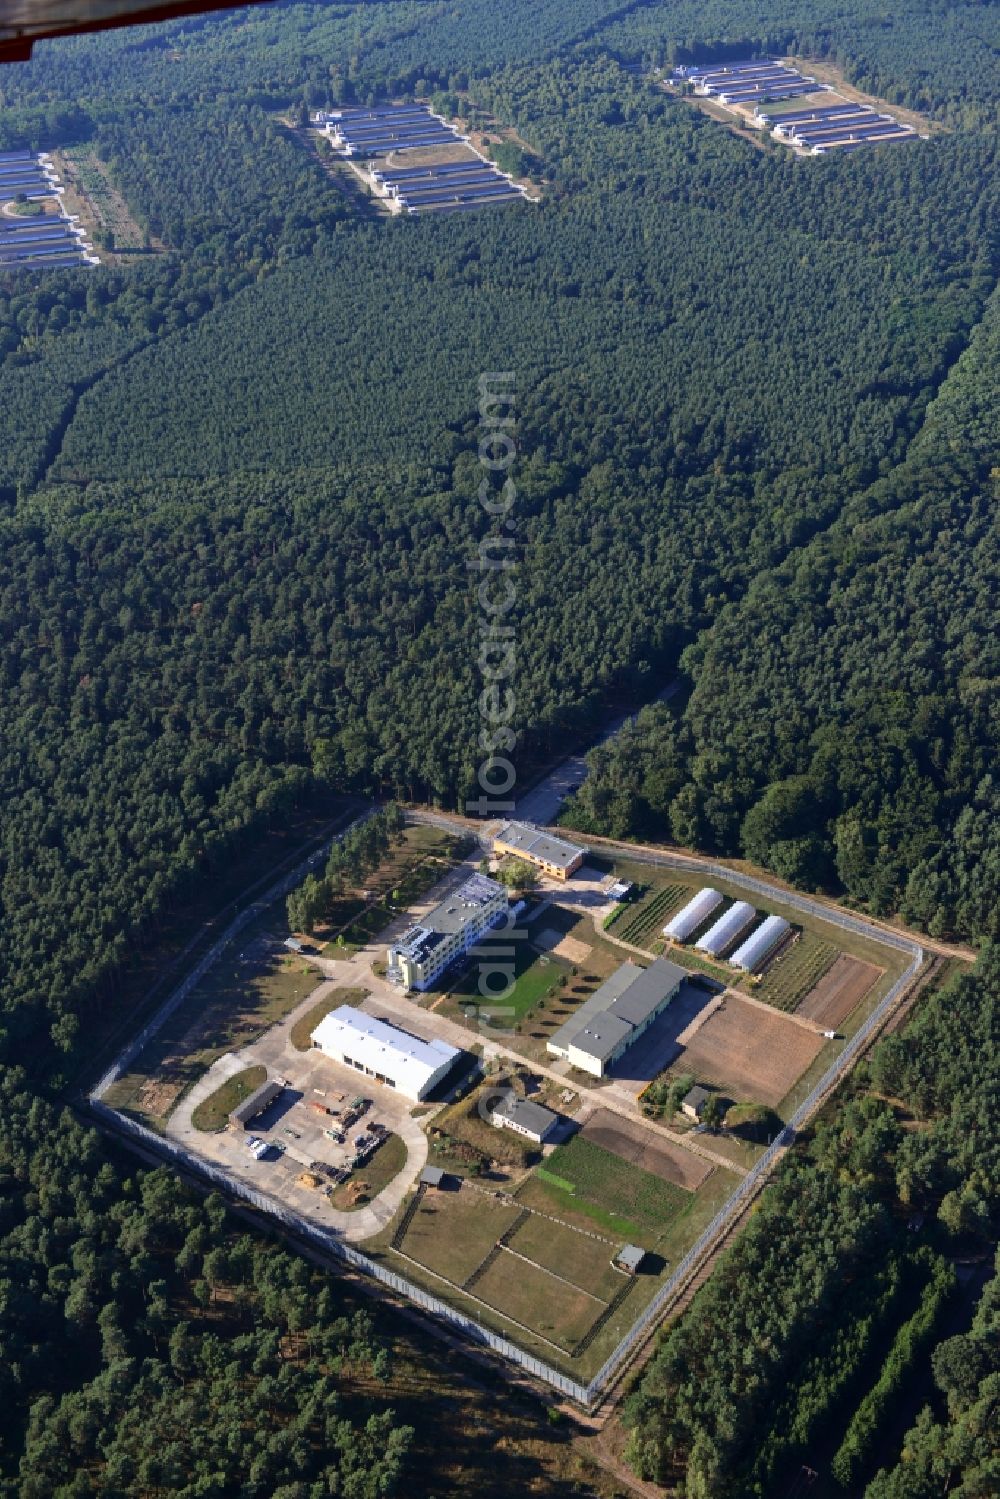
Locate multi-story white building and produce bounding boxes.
[387,873,508,991]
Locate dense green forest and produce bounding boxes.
[0,1070,413,1496]
[0,0,996,1491]
[564,274,1000,940]
[624,952,1000,1497]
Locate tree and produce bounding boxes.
[700,1093,726,1132]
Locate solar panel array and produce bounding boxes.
[371,158,525,215]
[672,57,825,105]
[0,154,97,270]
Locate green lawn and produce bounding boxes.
[400,1190,521,1285]
[472,1253,605,1350]
[191,1065,266,1133]
[508,1211,623,1300]
[530,1135,690,1239]
[447,941,568,1027]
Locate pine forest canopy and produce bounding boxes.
[0,0,996,1493]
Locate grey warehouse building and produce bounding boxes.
[546,957,687,1077]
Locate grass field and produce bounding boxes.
[530,1135,690,1239]
[191,1064,266,1133]
[379,1157,744,1379]
[472,1253,604,1350]
[508,1212,622,1300]
[331,1133,407,1210]
[447,939,566,1019]
[400,1191,522,1285]
[751,931,838,1012]
[444,929,570,1027]
[290,986,369,1051]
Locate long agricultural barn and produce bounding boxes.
[767,103,874,129]
[400,184,516,209]
[728,915,792,972]
[311,1006,460,1100]
[663,887,723,942]
[374,160,493,181]
[682,58,824,105]
[695,900,757,957]
[789,115,890,140]
[812,124,915,149]
[780,117,879,142]
[395,174,503,199]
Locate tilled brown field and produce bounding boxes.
[796,954,882,1029]
[581,1109,711,1191]
[677,996,824,1108]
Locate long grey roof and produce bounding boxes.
[493,1096,558,1136]
[547,963,637,1045]
[230,1079,282,1124]
[548,957,687,1058]
[568,1012,635,1062]
[610,960,687,1025]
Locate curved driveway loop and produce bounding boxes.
[167,982,428,1242]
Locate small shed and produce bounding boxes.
[682,1084,711,1121]
[614,1244,647,1276]
[420,1166,446,1189]
[607,880,635,902]
[489,1094,559,1144]
[230,1079,283,1130]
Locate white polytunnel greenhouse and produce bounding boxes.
[728,914,791,972]
[663,887,723,942]
[695,900,756,957]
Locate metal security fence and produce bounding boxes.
[87,1099,591,1404]
[581,942,924,1402]
[91,810,376,1101]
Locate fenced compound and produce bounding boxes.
[89,808,926,1408]
[87,1098,594,1401]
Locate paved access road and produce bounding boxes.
[512,682,678,825]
